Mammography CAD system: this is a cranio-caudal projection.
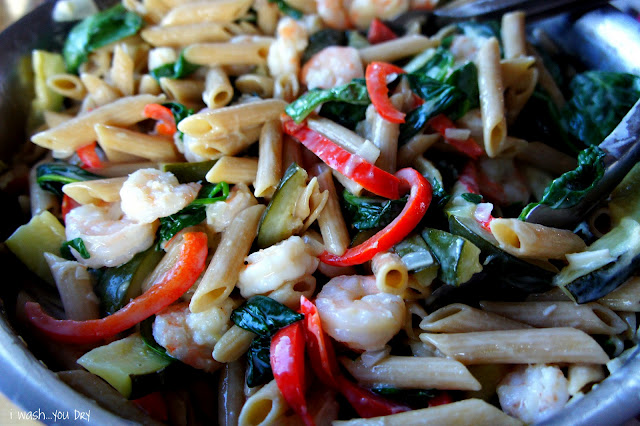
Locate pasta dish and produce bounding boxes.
[3,0,640,424]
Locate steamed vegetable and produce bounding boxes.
[63,4,143,73]
[60,237,90,260]
[422,228,482,286]
[366,62,406,123]
[36,162,103,197]
[285,80,370,123]
[342,190,407,231]
[150,52,199,82]
[160,160,218,183]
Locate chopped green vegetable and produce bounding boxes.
[319,101,369,130]
[162,101,194,141]
[36,162,103,196]
[609,162,640,224]
[60,238,90,260]
[160,160,217,183]
[457,21,501,49]
[246,336,273,387]
[140,317,175,362]
[393,234,438,272]
[63,4,143,73]
[342,190,407,231]
[285,79,370,123]
[412,47,455,81]
[461,193,482,204]
[519,146,605,219]
[189,182,230,206]
[422,228,482,286]
[231,295,303,336]
[562,71,640,147]
[267,0,303,19]
[445,62,480,115]
[302,29,346,63]
[150,53,199,81]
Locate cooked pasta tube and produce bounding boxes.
[161,0,253,26]
[273,72,300,102]
[43,111,74,128]
[528,43,566,108]
[62,177,126,205]
[31,94,164,154]
[340,356,481,391]
[29,161,58,217]
[212,325,256,363]
[489,218,587,259]
[501,57,538,124]
[367,94,403,173]
[205,156,259,184]
[110,45,135,97]
[192,126,261,157]
[179,99,286,139]
[371,252,409,296]
[597,276,640,312]
[202,66,233,109]
[479,301,627,335]
[159,78,205,107]
[218,360,245,426]
[567,364,605,396]
[183,39,273,67]
[237,380,288,426]
[419,303,530,333]
[141,23,233,47]
[267,275,316,310]
[306,116,380,164]
[358,35,437,64]
[190,204,265,313]
[501,11,526,59]
[235,74,274,98]
[254,0,279,35]
[254,120,283,198]
[45,253,99,321]
[313,164,350,256]
[138,74,162,95]
[515,141,577,174]
[333,399,522,426]
[397,133,439,169]
[420,328,610,364]
[95,124,181,162]
[476,37,507,157]
[80,73,121,106]
[46,74,86,100]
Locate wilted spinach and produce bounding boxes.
[36,162,103,196]
[342,190,407,230]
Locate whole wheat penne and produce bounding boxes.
[235,74,274,98]
[62,177,127,204]
[420,328,610,364]
[358,35,437,64]
[198,125,262,156]
[268,275,316,310]
[501,11,526,59]
[47,74,86,100]
[501,57,538,124]
[306,116,380,164]
[515,141,577,174]
[81,73,121,106]
[141,23,233,47]
[312,164,350,256]
[476,37,507,157]
[340,355,481,391]
[205,156,259,184]
[183,39,273,67]
[161,0,253,26]
[254,120,283,198]
[398,133,439,168]
[213,325,256,363]
[218,360,245,426]
[419,303,530,333]
[190,204,265,313]
[95,124,180,162]
[237,380,288,426]
[371,252,409,296]
[202,66,233,109]
[479,301,627,335]
[111,45,135,97]
[159,78,205,107]
[31,94,164,154]
[597,276,640,312]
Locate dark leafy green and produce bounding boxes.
[562,71,640,146]
[342,190,407,230]
[393,234,437,272]
[141,317,175,362]
[445,62,479,113]
[162,101,194,141]
[519,146,605,219]
[189,182,230,206]
[267,0,303,19]
[319,101,369,130]
[232,296,304,387]
[285,80,370,123]
[232,296,303,336]
[150,53,199,81]
[412,47,455,81]
[60,238,90,260]
[36,163,103,196]
[422,228,479,286]
[302,29,346,63]
[461,193,482,204]
[63,4,143,73]
[457,21,501,49]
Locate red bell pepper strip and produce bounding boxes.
[299,296,410,418]
[25,232,208,344]
[76,142,103,169]
[61,194,80,223]
[428,391,453,407]
[428,114,483,160]
[133,392,168,422]
[320,168,432,266]
[458,162,495,232]
[365,62,406,123]
[367,19,398,44]
[270,322,315,426]
[143,103,176,136]
[282,119,400,199]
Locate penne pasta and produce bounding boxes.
[217,360,245,426]
[46,73,86,100]
[110,45,135,97]
[95,124,181,162]
[161,0,253,26]
[205,156,259,184]
[213,325,256,363]
[419,303,530,333]
[371,252,409,296]
[235,74,274,98]
[307,116,380,164]
[62,177,127,205]
[202,66,233,109]
[501,11,527,59]
[358,35,438,64]
[254,120,283,198]
[312,164,350,256]
[397,133,439,169]
[183,39,273,67]
[598,276,640,312]
[159,77,205,107]
[237,380,288,426]
[141,23,233,47]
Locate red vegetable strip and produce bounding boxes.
[428,114,483,160]
[61,194,80,223]
[367,19,398,44]
[320,168,432,266]
[336,375,410,418]
[270,322,315,426]
[25,232,208,344]
[76,142,103,169]
[282,119,400,199]
[428,391,453,407]
[365,62,406,123]
[143,103,176,136]
[459,161,481,194]
[133,392,168,422]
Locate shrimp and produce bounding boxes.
[120,168,200,224]
[206,183,258,233]
[315,275,405,351]
[65,202,158,268]
[348,0,409,30]
[267,16,309,78]
[497,364,570,424]
[153,301,234,372]
[237,236,319,298]
[301,46,364,90]
[316,0,351,30]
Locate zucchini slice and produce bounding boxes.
[422,228,482,286]
[256,163,308,249]
[160,160,217,183]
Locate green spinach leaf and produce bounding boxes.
[231,296,304,336]
[461,193,482,204]
[141,317,176,362]
[60,238,90,260]
[150,53,200,81]
[342,190,407,230]
[285,79,370,123]
[36,162,103,196]
[63,4,143,73]
[412,47,455,81]
[161,101,194,141]
[445,62,479,112]
[246,336,274,387]
[302,29,346,63]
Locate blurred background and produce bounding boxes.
[0,0,45,31]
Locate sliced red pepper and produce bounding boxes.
[76,142,103,169]
[428,114,483,160]
[428,391,453,407]
[367,19,398,44]
[458,162,495,231]
[25,232,208,343]
[61,194,80,223]
[270,322,314,426]
[143,103,177,136]
[365,62,406,124]
[133,392,168,422]
[282,119,400,199]
[299,296,409,418]
[320,168,432,266]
